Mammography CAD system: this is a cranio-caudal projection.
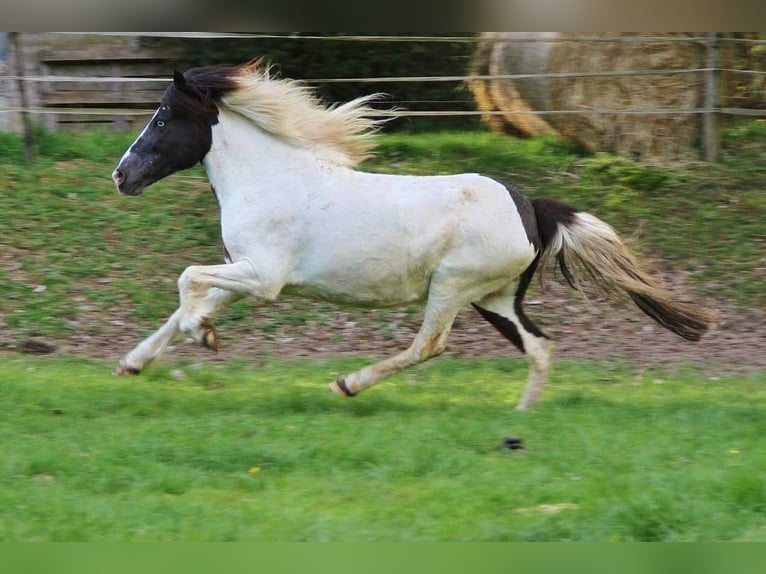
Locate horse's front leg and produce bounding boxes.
[175,260,267,346]
[114,259,266,375]
[114,287,238,375]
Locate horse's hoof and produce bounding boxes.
[113,365,140,376]
[201,325,220,353]
[329,378,357,397]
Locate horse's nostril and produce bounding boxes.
[112,169,124,185]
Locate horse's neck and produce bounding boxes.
[203,108,339,207]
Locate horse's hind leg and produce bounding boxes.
[329,280,466,397]
[473,277,554,410]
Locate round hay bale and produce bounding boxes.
[470,32,560,138]
[547,33,705,161]
[468,34,520,136]
[470,33,710,161]
[469,33,559,138]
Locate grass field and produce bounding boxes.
[1,122,765,541]
[1,121,765,342]
[1,355,764,541]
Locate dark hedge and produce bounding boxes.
[141,33,481,131]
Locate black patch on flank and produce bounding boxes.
[513,257,548,340]
[482,175,539,250]
[472,177,560,354]
[472,254,548,354]
[210,185,233,264]
[473,304,525,352]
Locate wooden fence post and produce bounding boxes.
[703,32,721,162]
[9,32,34,162]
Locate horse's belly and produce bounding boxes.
[285,261,432,307]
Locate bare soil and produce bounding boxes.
[6,280,764,377]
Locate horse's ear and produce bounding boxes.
[173,70,186,89]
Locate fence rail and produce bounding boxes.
[49,32,766,44]
[5,66,766,85]
[4,106,766,118]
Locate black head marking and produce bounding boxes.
[113,65,241,196]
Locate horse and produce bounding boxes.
[111,59,713,410]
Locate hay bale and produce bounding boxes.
[548,33,706,161]
[469,32,560,138]
[470,33,708,161]
[468,34,520,136]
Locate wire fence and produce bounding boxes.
[1,32,765,160]
[43,32,766,44]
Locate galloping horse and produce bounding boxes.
[111,60,712,409]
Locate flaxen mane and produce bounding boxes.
[183,60,387,167]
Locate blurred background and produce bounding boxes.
[2,32,765,161]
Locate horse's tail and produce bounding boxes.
[530,197,714,341]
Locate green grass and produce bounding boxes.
[0,123,764,541]
[0,355,764,541]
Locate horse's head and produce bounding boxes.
[112,70,220,196]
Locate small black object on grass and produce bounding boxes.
[500,436,524,451]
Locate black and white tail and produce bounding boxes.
[531,197,713,341]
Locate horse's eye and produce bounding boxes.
[156,120,166,128]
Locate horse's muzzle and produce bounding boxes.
[112,168,125,187]
[112,168,144,196]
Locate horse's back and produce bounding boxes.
[364,171,537,271]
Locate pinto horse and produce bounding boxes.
[111,60,712,409]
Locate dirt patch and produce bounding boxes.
[4,280,764,377]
